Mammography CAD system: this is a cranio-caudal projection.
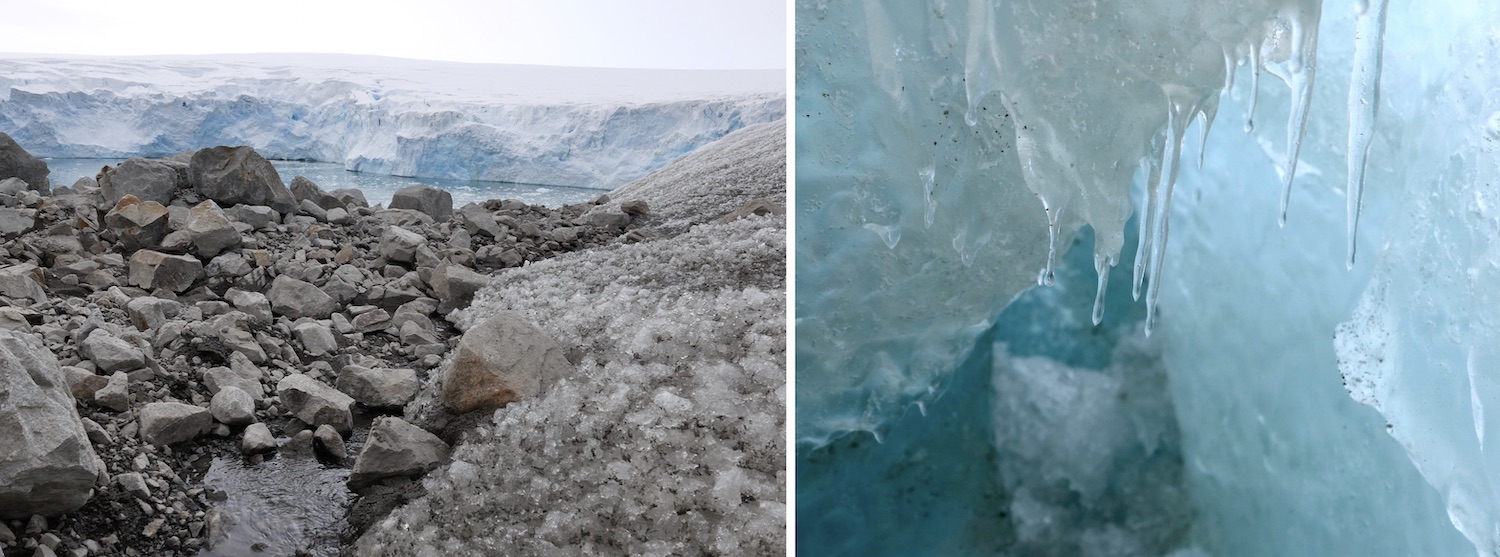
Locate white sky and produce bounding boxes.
[0,1,786,70]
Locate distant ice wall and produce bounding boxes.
[0,55,784,188]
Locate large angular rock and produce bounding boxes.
[276,374,354,433]
[203,364,264,402]
[335,365,419,410]
[348,417,449,489]
[0,263,46,303]
[0,132,49,194]
[290,176,344,210]
[0,208,34,238]
[432,264,488,314]
[455,203,503,238]
[188,146,296,214]
[0,330,102,518]
[389,185,453,222]
[378,226,424,264]
[186,200,241,257]
[128,250,203,292]
[139,402,212,446]
[125,296,180,331]
[98,158,181,205]
[292,321,338,357]
[267,275,337,319]
[104,195,171,252]
[240,423,277,455]
[93,371,131,412]
[81,330,145,373]
[442,312,571,413]
[209,386,256,426]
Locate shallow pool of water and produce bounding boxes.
[42,158,608,208]
[197,455,351,557]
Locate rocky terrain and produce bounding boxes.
[0,119,784,557]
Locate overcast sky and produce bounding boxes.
[0,0,786,69]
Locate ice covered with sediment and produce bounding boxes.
[0,53,783,188]
[354,127,785,555]
[604,119,785,232]
[355,219,785,556]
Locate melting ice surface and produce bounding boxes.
[43,158,604,208]
[797,0,1500,555]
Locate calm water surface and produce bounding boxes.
[43,158,607,208]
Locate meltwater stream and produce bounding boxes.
[43,158,607,208]
[195,456,351,557]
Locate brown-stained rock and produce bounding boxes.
[441,311,570,414]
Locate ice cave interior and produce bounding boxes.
[795,0,1500,555]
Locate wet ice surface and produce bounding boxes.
[42,158,606,208]
[196,456,351,557]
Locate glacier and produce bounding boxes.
[796,0,1500,555]
[0,54,784,188]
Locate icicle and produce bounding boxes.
[921,166,937,228]
[1196,99,1220,169]
[1133,136,1166,302]
[1346,0,1388,268]
[1038,202,1060,286]
[1092,253,1114,326]
[1222,46,1237,94]
[1245,42,1262,133]
[1144,95,1196,335]
[1277,8,1321,227]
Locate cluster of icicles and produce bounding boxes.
[968,0,1390,335]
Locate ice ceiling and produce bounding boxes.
[796,0,1500,554]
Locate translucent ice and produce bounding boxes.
[797,0,1342,444]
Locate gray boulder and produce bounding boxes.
[348,417,449,489]
[0,207,34,238]
[314,424,346,460]
[267,275,337,319]
[0,263,46,303]
[378,226,424,264]
[98,158,181,206]
[335,365,419,409]
[290,176,344,210]
[125,296,180,331]
[128,250,203,292]
[456,203,503,238]
[432,264,488,314]
[186,200,241,257]
[188,146,296,214]
[389,185,453,222]
[0,330,102,518]
[209,386,256,426]
[81,330,145,373]
[224,289,272,324]
[103,195,171,251]
[203,364,264,401]
[139,401,212,446]
[93,371,131,412]
[329,188,368,208]
[292,321,338,357]
[276,374,354,433]
[0,132,49,194]
[240,423,277,455]
[224,204,278,230]
[442,311,571,413]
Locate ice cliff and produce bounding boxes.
[798,0,1500,555]
[0,54,784,188]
